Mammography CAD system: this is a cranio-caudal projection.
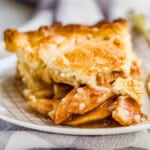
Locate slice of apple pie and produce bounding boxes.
[4,19,145,127]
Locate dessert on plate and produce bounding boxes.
[4,19,145,127]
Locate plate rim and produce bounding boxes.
[0,113,150,135]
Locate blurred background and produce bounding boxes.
[1,0,150,39]
[0,0,33,39]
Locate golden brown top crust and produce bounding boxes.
[4,19,128,51]
[4,19,133,86]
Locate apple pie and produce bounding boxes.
[4,19,145,127]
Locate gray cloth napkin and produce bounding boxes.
[1,120,150,150]
[0,0,150,150]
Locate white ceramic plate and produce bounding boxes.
[0,36,150,135]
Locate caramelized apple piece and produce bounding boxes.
[28,98,60,120]
[65,98,115,126]
[112,96,142,126]
[55,85,114,124]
